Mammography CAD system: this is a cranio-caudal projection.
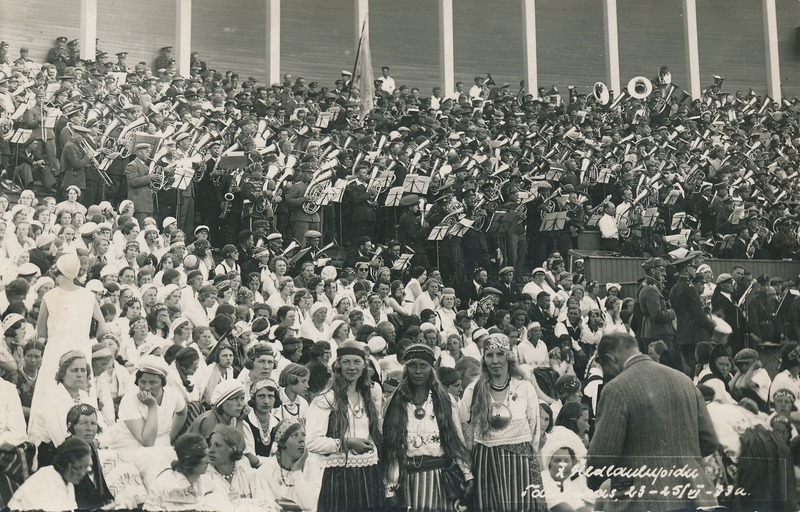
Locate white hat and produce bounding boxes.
[211,380,245,408]
[55,254,81,280]
[17,263,39,276]
[85,279,105,293]
[1,313,26,333]
[162,217,177,229]
[137,355,168,377]
[118,200,134,214]
[320,265,337,281]
[367,336,387,354]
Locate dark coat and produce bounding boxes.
[669,276,715,346]
[637,280,675,341]
[125,157,154,213]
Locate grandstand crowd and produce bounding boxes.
[0,33,797,511]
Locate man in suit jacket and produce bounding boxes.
[283,165,320,247]
[711,273,746,354]
[637,257,676,348]
[587,333,719,512]
[494,266,520,310]
[669,252,715,376]
[125,143,156,227]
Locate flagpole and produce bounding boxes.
[348,19,367,101]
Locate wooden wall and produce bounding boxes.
[0,0,797,96]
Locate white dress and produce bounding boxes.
[29,286,97,429]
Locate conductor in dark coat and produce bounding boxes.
[587,333,719,512]
[669,252,715,375]
[637,257,676,347]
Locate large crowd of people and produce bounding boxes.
[0,32,797,511]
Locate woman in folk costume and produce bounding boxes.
[459,333,545,511]
[306,340,384,512]
[383,343,473,511]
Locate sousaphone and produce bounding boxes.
[593,81,610,105]
[627,76,653,100]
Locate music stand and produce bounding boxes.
[541,212,567,232]
[586,214,602,227]
[597,168,614,184]
[403,174,431,194]
[328,180,347,203]
[43,108,61,129]
[392,253,414,271]
[449,218,473,238]
[172,165,194,191]
[317,185,334,207]
[665,189,681,206]
[427,224,450,241]
[714,234,736,254]
[316,112,334,129]
[641,208,659,228]
[9,129,32,144]
[545,167,564,182]
[384,186,405,207]
[671,212,686,231]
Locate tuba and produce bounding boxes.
[627,76,653,100]
[302,169,334,215]
[593,81,610,105]
[117,116,148,158]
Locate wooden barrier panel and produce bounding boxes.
[571,250,800,290]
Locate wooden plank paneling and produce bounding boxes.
[453,0,524,89]
[696,0,767,95]
[0,0,81,64]
[191,0,267,80]
[577,252,800,285]
[617,0,686,90]
[0,0,796,98]
[535,0,606,93]
[97,0,175,71]
[776,0,800,98]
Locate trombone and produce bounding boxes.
[80,139,114,187]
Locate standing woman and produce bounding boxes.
[459,333,544,512]
[383,344,473,511]
[30,254,106,435]
[306,340,384,512]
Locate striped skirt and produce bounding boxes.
[403,457,459,512]
[471,442,544,512]
[317,463,384,512]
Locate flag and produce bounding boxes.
[353,19,374,119]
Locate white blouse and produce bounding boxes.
[306,387,382,469]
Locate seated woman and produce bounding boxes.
[144,432,224,511]
[28,351,100,466]
[166,347,207,432]
[243,379,281,467]
[106,355,187,449]
[540,445,594,512]
[198,342,238,405]
[206,424,278,508]
[8,437,92,512]
[257,418,320,512]
[189,380,248,439]
[65,403,147,510]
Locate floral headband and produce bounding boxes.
[484,333,511,352]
